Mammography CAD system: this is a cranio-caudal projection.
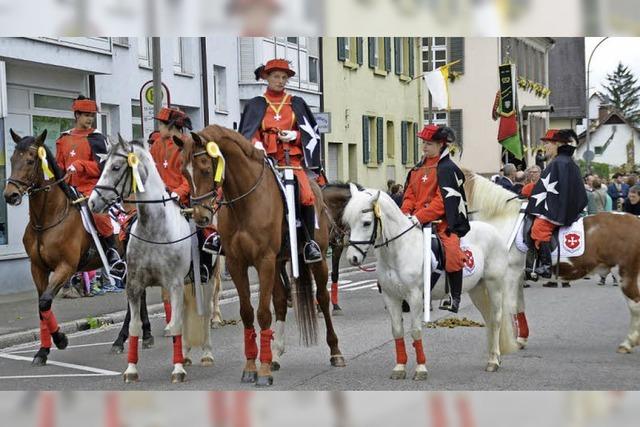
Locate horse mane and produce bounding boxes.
[342,186,404,228]
[461,168,521,219]
[197,125,265,163]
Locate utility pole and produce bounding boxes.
[585,37,609,173]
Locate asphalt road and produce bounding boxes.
[0,269,638,391]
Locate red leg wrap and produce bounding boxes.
[128,336,139,364]
[331,282,339,305]
[516,312,529,339]
[38,392,55,427]
[209,392,226,425]
[172,335,184,364]
[163,301,172,324]
[413,339,426,365]
[395,338,408,365]
[39,319,52,348]
[40,309,59,334]
[244,328,258,360]
[429,394,447,427]
[105,393,120,427]
[457,395,476,427]
[259,329,274,364]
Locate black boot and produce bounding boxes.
[103,235,126,280]
[534,242,553,279]
[301,205,322,264]
[525,247,538,282]
[440,270,463,313]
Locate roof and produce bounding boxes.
[577,108,640,145]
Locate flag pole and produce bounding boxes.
[408,59,461,83]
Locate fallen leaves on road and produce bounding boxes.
[424,317,485,328]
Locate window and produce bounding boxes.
[34,94,74,111]
[213,65,228,113]
[362,115,381,165]
[386,121,395,159]
[368,38,379,69]
[287,37,298,44]
[422,37,447,72]
[424,110,449,126]
[395,37,415,78]
[138,37,152,68]
[32,116,76,155]
[32,92,77,153]
[174,38,184,73]
[338,37,362,66]
[309,57,319,83]
[595,146,604,155]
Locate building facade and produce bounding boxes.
[322,37,422,189]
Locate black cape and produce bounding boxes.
[525,144,587,225]
[404,149,471,237]
[238,95,322,170]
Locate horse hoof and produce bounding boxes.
[110,344,124,355]
[31,356,47,366]
[163,328,171,337]
[184,357,193,366]
[617,346,632,354]
[123,373,139,383]
[330,355,346,367]
[390,370,406,380]
[142,336,155,349]
[171,372,187,383]
[486,363,500,373]
[412,371,428,381]
[516,338,528,350]
[332,305,343,315]
[241,370,258,383]
[52,331,68,350]
[201,357,215,367]
[255,375,274,387]
[271,361,281,371]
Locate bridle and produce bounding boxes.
[92,142,142,207]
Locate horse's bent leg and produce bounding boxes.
[31,265,54,366]
[111,305,131,354]
[255,256,277,387]
[228,259,257,383]
[210,260,223,329]
[382,291,406,379]
[271,265,287,371]
[617,275,640,353]
[330,244,343,313]
[140,290,154,348]
[312,259,345,367]
[124,286,144,383]
[407,288,427,380]
[169,282,186,383]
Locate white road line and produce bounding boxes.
[0,373,118,380]
[339,280,376,290]
[345,284,379,292]
[9,341,115,354]
[0,353,120,376]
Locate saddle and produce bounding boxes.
[519,215,586,259]
[522,215,559,254]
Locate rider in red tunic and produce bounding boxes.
[56,96,124,279]
[401,125,471,313]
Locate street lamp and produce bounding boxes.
[585,37,609,173]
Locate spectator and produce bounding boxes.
[496,163,517,193]
[390,183,404,207]
[386,179,396,195]
[587,177,608,214]
[521,165,541,198]
[623,184,640,215]
[608,173,630,211]
[512,170,526,195]
[535,149,546,170]
[626,174,637,188]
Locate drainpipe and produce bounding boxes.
[318,37,325,166]
[152,37,162,132]
[200,37,210,126]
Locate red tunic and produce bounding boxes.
[149,133,190,205]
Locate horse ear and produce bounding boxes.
[173,135,184,149]
[117,133,126,146]
[348,182,360,196]
[190,132,203,145]
[34,129,47,146]
[9,128,22,144]
[373,190,381,202]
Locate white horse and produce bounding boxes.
[342,184,518,379]
[89,136,213,383]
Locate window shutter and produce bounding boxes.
[394,38,402,75]
[356,37,363,65]
[408,38,415,78]
[384,37,391,71]
[401,121,408,164]
[376,117,384,163]
[447,37,465,73]
[362,116,370,164]
[337,38,346,62]
[368,38,376,68]
[413,125,420,164]
[450,110,463,149]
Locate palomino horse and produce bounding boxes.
[175,124,345,387]
[2,130,150,365]
[88,136,212,383]
[343,184,518,378]
[463,170,640,354]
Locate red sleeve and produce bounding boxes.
[55,139,66,171]
[71,159,101,178]
[414,186,445,224]
[173,174,191,206]
[400,174,415,215]
[521,182,534,198]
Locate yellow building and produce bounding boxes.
[322,37,423,189]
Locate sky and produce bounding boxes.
[585,37,640,96]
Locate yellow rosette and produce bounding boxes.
[37,147,55,180]
[206,141,225,183]
[127,153,145,193]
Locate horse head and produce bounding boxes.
[342,183,382,266]
[88,134,149,214]
[3,129,49,206]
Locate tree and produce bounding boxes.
[602,62,640,124]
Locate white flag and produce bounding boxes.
[424,64,451,110]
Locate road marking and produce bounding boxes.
[8,341,115,354]
[339,280,376,290]
[0,373,119,380]
[345,284,380,292]
[0,352,120,376]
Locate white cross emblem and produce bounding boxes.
[273,113,282,121]
[163,160,169,169]
[442,174,467,217]
[421,174,428,183]
[70,149,76,157]
[299,116,320,156]
[567,235,578,246]
[531,174,559,211]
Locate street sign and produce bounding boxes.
[583,150,595,162]
[315,112,331,134]
[139,80,170,139]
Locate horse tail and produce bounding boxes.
[182,281,211,348]
[293,261,318,347]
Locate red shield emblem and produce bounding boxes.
[463,249,475,269]
[564,233,581,251]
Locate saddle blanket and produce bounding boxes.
[515,217,585,258]
[428,236,477,278]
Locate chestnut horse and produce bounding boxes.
[463,170,640,354]
[2,130,151,365]
[176,124,345,387]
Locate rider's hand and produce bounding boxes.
[254,141,266,152]
[170,192,179,200]
[67,165,77,175]
[278,130,297,142]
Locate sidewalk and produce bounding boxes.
[0,254,375,349]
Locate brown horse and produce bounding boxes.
[463,170,640,354]
[2,129,152,365]
[176,124,345,387]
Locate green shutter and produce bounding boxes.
[447,38,465,73]
[401,121,408,164]
[368,38,376,68]
[362,116,370,164]
[337,38,346,62]
[376,117,384,163]
[413,125,420,164]
[408,38,415,78]
[356,37,363,65]
[384,37,391,72]
[394,38,401,75]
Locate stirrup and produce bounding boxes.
[109,260,127,280]
[202,232,221,255]
[200,265,210,284]
[303,241,322,264]
[439,295,452,310]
